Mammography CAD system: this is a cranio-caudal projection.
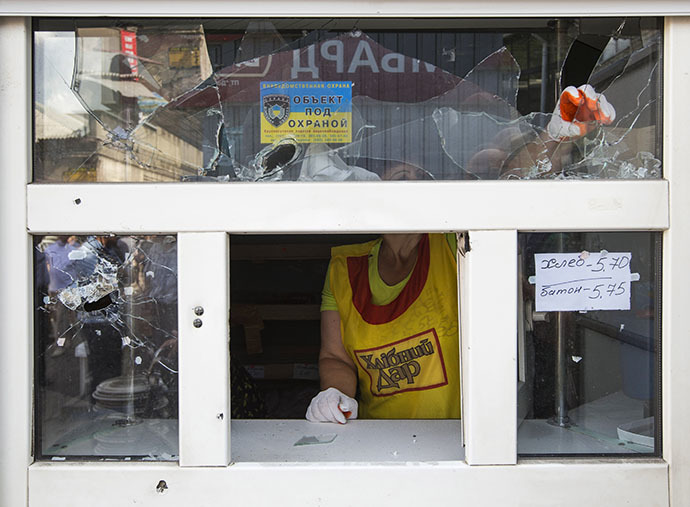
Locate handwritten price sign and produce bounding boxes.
[534,252,639,312]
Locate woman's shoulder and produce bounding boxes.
[331,238,380,259]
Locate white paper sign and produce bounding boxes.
[534,251,637,312]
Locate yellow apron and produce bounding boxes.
[330,234,460,419]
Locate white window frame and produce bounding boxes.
[1,5,689,506]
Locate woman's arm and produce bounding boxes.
[318,310,358,398]
[305,310,359,423]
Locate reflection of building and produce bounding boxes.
[35,26,213,183]
[35,103,205,182]
[34,102,94,181]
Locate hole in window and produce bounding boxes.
[517,231,661,456]
[229,233,464,462]
[34,235,178,461]
[33,17,661,183]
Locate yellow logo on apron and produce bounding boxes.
[354,328,448,397]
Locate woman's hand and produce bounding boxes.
[305,387,358,424]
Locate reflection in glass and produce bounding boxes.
[517,232,660,456]
[34,18,661,182]
[35,235,178,460]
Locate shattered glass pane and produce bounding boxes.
[33,17,662,182]
[35,235,178,460]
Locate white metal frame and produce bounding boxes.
[0,1,689,17]
[460,230,518,465]
[1,5,688,506]
[662,16,690,506]
[0,16,31,507]
[177,233,231,466]
[27,180,668,234]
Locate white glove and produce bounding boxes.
[305,387,358,424]
[547,84,616,140]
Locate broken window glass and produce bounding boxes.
[517,231,660,456]
[35,234,178,461]
[33,17,661,182]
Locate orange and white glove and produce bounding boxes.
[547,84,616,140]
[305,387,358,424]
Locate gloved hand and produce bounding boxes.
[547,84,616,140]
[305,387,358,424]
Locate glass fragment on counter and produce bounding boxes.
[33,17,662,182]
[35,235,178,460]
[294,433,338,446]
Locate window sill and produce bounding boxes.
[231,418,464,463]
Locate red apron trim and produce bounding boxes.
[347,234,430,325]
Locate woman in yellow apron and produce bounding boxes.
[306,232,460,422]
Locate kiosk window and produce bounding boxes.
[33,17,661,183]
[228,233,465,462]
[34,235,178,461]
[517,231,661,456]
[229,233,462,417]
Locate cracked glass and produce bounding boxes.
[34,234,178,460]
[33,17,662,182]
